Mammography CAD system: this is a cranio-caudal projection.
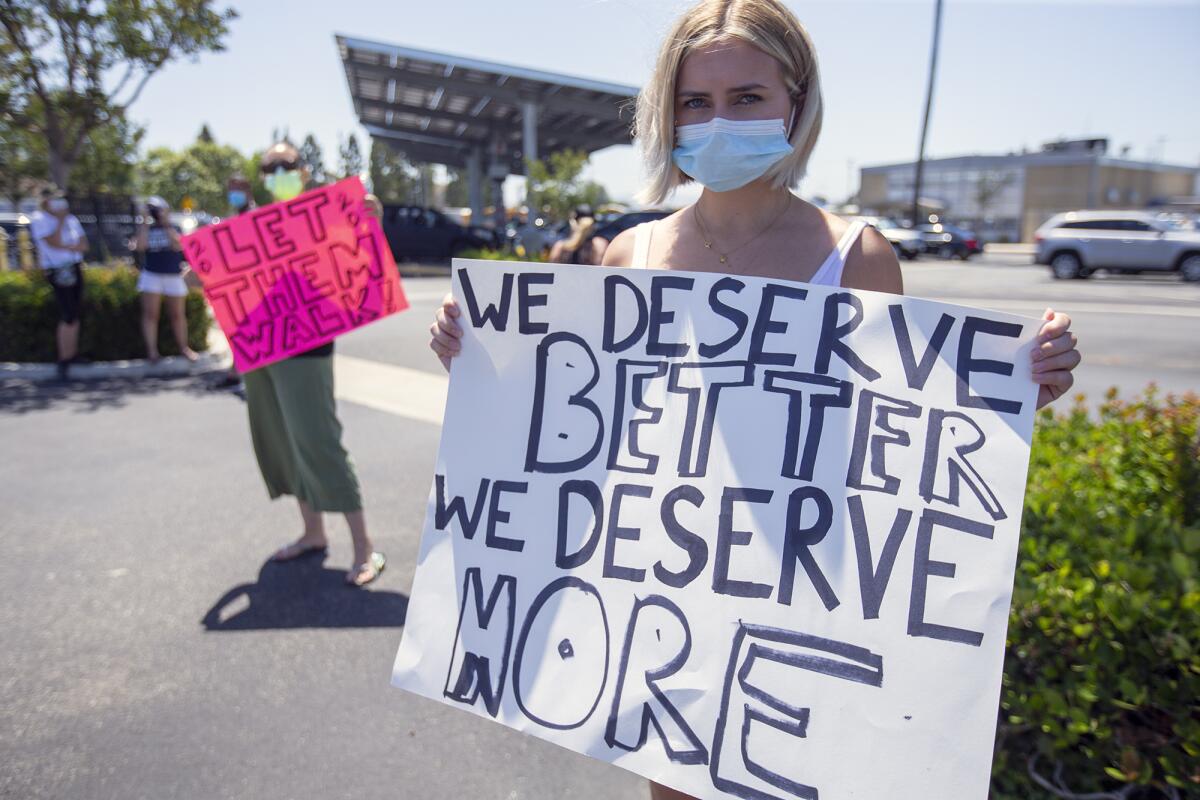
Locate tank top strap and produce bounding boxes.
[630,221,655,269]
[810,218,868,287]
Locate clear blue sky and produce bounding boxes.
[128,0,1200,206]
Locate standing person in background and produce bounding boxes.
[548,204,606,264]
[213,176,255,391]
[30,188,89,381]
[242,142,386,587]
[133,196,197,364]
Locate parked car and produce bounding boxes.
[380,205,499,262]
[855,216,923,260]
[915,222,981,260]
[0,212,32,269]
[1034,210,1200,281]
[592,210,673,244]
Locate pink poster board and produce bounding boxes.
[181,176,408,372]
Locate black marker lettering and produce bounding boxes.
[815,292,881,380]
[714,487,773,599]
[956,316,1024,415]
[517,272,554,335]
[908,508,995,646]
[458,268,514,330]
[699,277,749,358]
[778,486,838,610]
[846,389,922,496]
[603,275,648,353]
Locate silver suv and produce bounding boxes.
[854,216,924,260]
[1035,210,1200,281]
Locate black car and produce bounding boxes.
[592,210,673,244]
[915,223,981,260]
[380,205,499,263]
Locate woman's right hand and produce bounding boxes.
[429,293,463,372]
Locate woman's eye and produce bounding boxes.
[736,93,763,105]
[682,97,708,109]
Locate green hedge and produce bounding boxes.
[0,265,210,362]
[456,247,546,263]
[997,387,1199,798]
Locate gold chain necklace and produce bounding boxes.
[693,194,792,267]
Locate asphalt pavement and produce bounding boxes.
[1,254,1196,800]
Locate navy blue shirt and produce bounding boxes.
[143,226,184,274]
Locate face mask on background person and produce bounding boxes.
[227,189,247,209]
[48,197,69,214]
[672,115,795,193]
[264,167,304,202]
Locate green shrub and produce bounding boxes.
[456,247,546,263]
[0,265,210,362]
[995,387,1199,798]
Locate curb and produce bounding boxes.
[983,244,1036,256]
[2,327,233,384]
[1,351,228,383]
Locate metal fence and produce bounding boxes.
[1,194,138,270]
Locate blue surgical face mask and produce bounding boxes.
[672,116,795,193]
[227,189,247,209]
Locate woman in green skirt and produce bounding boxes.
[242,142,385,587]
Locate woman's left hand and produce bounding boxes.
[1032,308,1080,410]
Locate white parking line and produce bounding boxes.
[928,297,1200,319]
[334,355,447,426]
[398,289,452,304]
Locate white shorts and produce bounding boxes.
[137,271,188,297]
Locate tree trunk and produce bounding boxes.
[47,146,72,190]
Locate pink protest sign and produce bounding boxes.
[181,176,407,372]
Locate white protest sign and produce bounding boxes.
[393,259,1038,800]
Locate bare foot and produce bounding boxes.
[180,347,199,363]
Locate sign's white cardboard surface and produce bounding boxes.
[393,260,1038,799]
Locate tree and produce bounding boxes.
[197,123,215,144]
[442,166,494,209]
[299,133,326,188]
[525,149,609,221]
[139,140,247,213]
[973,170,1015,221]
[0,0,236,190]
[338,134,364,180]
[0,115,46,205]
[368,141,417,204]
[71,115,144,196]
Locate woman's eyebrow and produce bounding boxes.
[676,83,769,97]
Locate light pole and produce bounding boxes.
[912,0,944,226]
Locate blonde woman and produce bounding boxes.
[430,0,1080,796]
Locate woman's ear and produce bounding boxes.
[786,88,807,139]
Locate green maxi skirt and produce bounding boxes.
[242,355,362,513]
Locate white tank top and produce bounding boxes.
[629,216,869,288]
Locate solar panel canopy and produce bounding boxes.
[338,34,638,217]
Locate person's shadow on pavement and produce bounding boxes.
[201,551,409,631]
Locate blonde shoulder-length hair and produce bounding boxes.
[634,0,824,206]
